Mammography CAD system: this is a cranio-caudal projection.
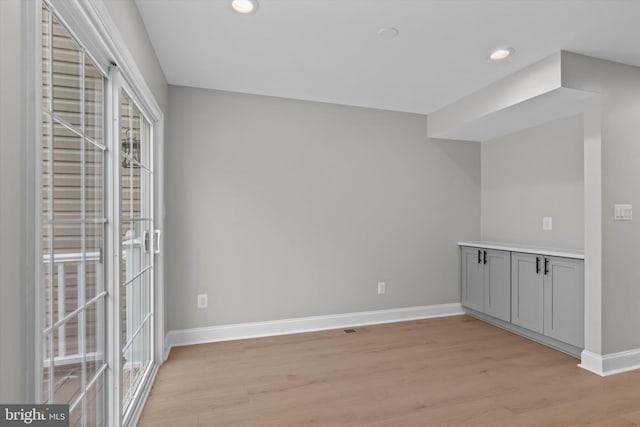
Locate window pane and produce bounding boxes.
[69,400,82,427]
[122,344,134,408]
[121,220,151,284]
[42,7,51,111]
[42,113,52,220]
[42,332,52,403]
[86,223,104,301]
[45,224,82,321]
[130,322,146,391]
[86,141,104,219]
[52,122,82,219]
[86,372,106,427]
[52,315,82,405]
[119,158,142,220]
[122,273,142,347]
[86,298,106,385]
[85,58,104,143]
[52,14,82,128]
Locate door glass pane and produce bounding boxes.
[42,8,52,110]
[119,87,154,420]
[85,298,106,384]
[121,344,134,409]
[42,114,52,219]
[86,223,104,301]
[121,220,151,284]
[86,141,105,219]
[85,59,104,143]
[69,401,82,427]
[52,316,81,405]
[86,372,106,427]
[52,123,82,218]
[52,14,82,127]
[42,333,52,403]
[48,223,82,320]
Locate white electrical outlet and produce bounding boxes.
[543,217,553,231]
[197,294,208,309]
[377,282,386,295]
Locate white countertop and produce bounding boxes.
[458,241,584,260]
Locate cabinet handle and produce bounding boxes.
[483,250,488,264]
[544,257,549,275]
[478,249,482,264]
[536,256,541,274]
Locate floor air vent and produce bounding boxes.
[344,329,357,334]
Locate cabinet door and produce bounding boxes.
[543,257,584,348]
[483,249,511,321]
[511,252,544,333]
[461,247,484,312]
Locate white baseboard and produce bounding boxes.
[163,303,463,359]
[579,348,640,376]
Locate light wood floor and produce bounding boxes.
[139,315,640,426]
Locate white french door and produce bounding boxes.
[38,3,159,426]
[116,80,156,424]
[40,5,108,425]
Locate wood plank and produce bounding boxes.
[139,316,640,427]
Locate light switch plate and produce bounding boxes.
[614,204,632,221]
[543,217,553,230]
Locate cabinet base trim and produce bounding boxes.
[579,349,640,376]
[464,308,583,358]
[164,303,464,358]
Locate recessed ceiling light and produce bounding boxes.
[378,27,399,40]
[489,47,514,61]
[231,0,258,14]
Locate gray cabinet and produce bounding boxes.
[461,247,510,321]
[544,257,584,348]
[511,252,544,333]
[483,250,511,321]
[511,252,584,348]
[461,247,484,312]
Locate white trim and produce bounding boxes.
[42,352,104,368]
[106,65,121,427]
[28,0,42,404]
[164,303,464,359]
[579,349,640,376]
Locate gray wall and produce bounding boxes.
[562,53,640,354]
[0,0,27,403]
[481,114,584,249]
[166,86,480,330]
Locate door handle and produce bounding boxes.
[536,256,540,274]
[143,230,150,253]
[478,249,482,264]
[544,257,549,275]
[483,250,488,264]
[154,229,162,254]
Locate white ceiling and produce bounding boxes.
[135,0,640,114]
